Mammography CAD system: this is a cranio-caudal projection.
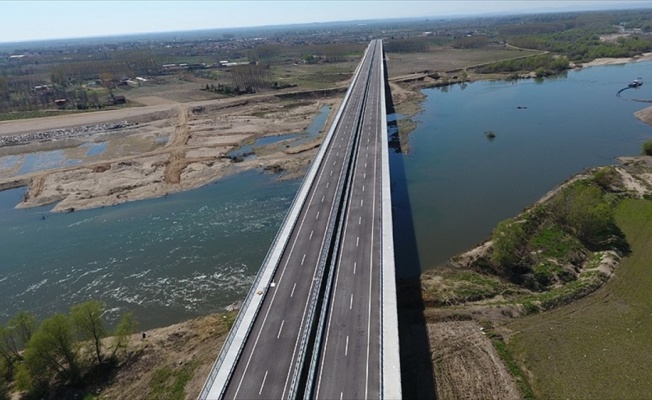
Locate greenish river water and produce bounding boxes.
[1,61,651,329]
[0,173,298,329]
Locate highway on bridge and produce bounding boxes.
[220,41,381,399]
[201,39,399,400]
[312,39,384,400]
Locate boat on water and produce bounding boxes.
[629,77,643,88]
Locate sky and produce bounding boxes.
[2,1,652,43]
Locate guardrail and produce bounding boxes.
[198,43,372,400]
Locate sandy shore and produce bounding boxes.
[581,52,652,67]
[0,94,339,212]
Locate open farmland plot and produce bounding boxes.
[505,199,652,399]
[386,47,542,77]
[271,60,359,90]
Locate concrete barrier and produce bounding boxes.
[379,39,403,399]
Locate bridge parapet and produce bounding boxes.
[379,39,402,399]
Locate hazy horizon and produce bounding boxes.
[2,1,652,45]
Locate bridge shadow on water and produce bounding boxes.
[384,57,437,399]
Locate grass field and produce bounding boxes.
[505,199,652,399]
[271,60,359,90]
[385,47,543,78]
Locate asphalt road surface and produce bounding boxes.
[221,40,381,399]
[313,39,384,400]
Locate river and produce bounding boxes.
[391,60,652,276]
[1,62,651,329]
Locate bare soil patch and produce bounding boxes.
[635,104,652,125]
[428,321,520,400]
[96,313,230,399]
[131,96,180,106]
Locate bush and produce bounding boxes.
[642,140,652,156]
[475,54,569,75]
[593,167,622,191]
[491,218,529,267]
[550,182,615,248]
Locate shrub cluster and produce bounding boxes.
[642,140,652,156]
[475,54,569,75]
[489,180,618,290]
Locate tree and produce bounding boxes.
[0,311,35,376]
[0,325,21,373]
[71,300,107,366]
[49,66,67,87]
[230,64,272,92]
[642,140,652,156]
[110,312,137,361]
[550,183,614,247]
[491,218,529,267]
[0,75,8,100]
[100,72,114,96]
[24,314,82,386]
[9,311,35,346]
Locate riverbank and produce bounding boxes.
[405,154,652,399]
[0,94,338,212]
[580,51,652,67]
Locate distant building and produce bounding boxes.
[111,95,126,105]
